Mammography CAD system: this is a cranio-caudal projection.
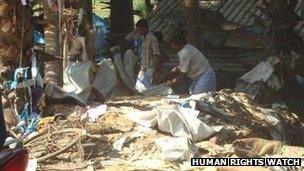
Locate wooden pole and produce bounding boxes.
[184,0,201,47]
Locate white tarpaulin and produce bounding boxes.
[239,57,282,91]
[113,127,152,151]
[93,59,117,99]
[61,59,117,103]
[240,61,274,83]
[63,61,92,102]
[123,49,137,87]
[113,52,138,92]
[155,137,198,161]
[126,105,215,142]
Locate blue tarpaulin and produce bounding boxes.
[34,14,109,54]
[34,31,45,45]
[92,14,109,56]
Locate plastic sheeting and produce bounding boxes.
[93,14,109,57]
[63,61,92,102]
[126,105,215,142]
[155,137,198,161]
[123,49,137,87]
[93,59,117,99]
[113,51,137,92]
[34,14,109,53]
[240,61,274,83]
[59,59,116,103]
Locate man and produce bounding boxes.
[167,34,216,94]
[135,19,161,92]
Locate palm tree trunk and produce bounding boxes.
[109,0,134,43]
[42,0,57,57]
[42,0,63,86]
[79,0,94,61]
[184,0,201,47]
[0,0,33,81]
[145,0,153,13]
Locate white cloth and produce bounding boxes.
[63,61,92,102]
[92,59,117,99]
[178,44,210,80]
[113,52,137,92]
[126,105,215,142]
[135,68,155,92]
[123,49,137,86]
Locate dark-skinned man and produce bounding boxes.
[167,34,216,94]
[135,19,161,92]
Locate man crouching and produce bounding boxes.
[167,34,216,94]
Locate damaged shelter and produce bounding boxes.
[1,0,304,170]
[126,0,304,87]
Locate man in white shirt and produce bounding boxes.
[167,34,216,94]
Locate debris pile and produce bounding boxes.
[18,90,304,170]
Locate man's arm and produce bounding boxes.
[166,49,190,86]
[166,71,188,86]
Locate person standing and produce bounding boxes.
[135,19,161,92]
[168,34,216,94]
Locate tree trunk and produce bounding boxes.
[0,0,33,81]
[145,0,153,13]
[79,0,94,61]
[42,0,63,86]
[184,0,201,47]
[42,0,57,57]
[109,0,134,44]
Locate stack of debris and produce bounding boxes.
[19,89,304,170]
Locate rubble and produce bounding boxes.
[16,90,303,170]
[2,1,304,171]
[235,57,282,101]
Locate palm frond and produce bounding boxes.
[133,0,148,18]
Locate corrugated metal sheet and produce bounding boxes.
[215,0,267,25]
[216,0,304,25]
[126,0,184,41]
[127,0,304,41]
[216,0,304,39]
[124,0,304,73]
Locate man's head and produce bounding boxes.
[136,19,149,36]
[171,33,187,52]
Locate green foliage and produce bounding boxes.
[133,0,148,19]
[93,0,149,19]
